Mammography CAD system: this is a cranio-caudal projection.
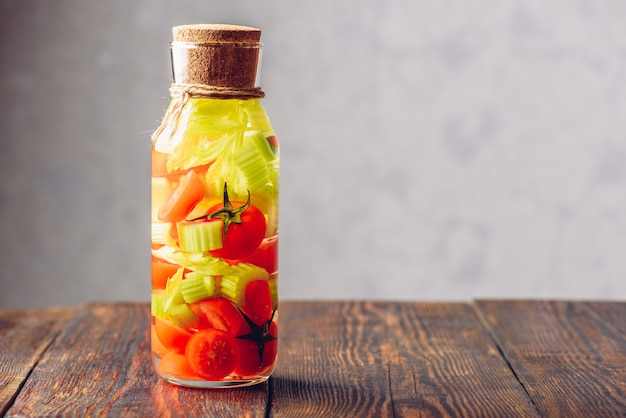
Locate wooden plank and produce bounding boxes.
[6,303,269,417]
[474,300,626,417]
[0,307,73,416]
[271,302,395,416]
[271,301,538,417]
[386,302,539,417]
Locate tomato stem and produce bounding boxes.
[186,182,251,240]
[236,304,278,363]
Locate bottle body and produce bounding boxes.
[151,96,279,387]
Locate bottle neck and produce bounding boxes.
[170,41,262,89]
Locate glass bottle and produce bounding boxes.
[150,24,279,388]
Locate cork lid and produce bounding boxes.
[172,24,261,44]
[170,24,263,88]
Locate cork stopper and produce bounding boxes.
[170,24,262,88]
[173,24,261,44]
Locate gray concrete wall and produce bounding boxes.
[2,0,626,308]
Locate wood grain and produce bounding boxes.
[386,302,539,417]
[5,303,269,417]
[271,302,395,417]
[474,300,626,417]
[0,307,72,416]
[3,301,623,417]
[271,301,538,417]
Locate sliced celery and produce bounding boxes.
[151,292,165,319]
[185,99,246,137]
[178,221,223,253]
[164,303,198,330]
[246,131,276,162]
[163,267,185,306]
[243,99,275,138]
[220,263,269,307]
[163,267,198,329]
[181,271,218,303]
[233,134,271,192]
[167,99,248,172]
[151,245,230,274]
[268,277,278,307]
[151,222,176,246]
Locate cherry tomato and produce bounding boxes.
[266,135,280,155]
[154,317,193,352]
[189,298,243,336]
[208,201,266,260]
[234,321,278,376]
[157,170,205,223]
[186,328,239,380]
[239,236,278,274]
[243,280,273,326]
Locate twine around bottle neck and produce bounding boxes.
[151,83,265,143]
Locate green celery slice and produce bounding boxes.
[220,263,269,307]
[181,271,218,303]
[151,222,176,246]
[243,99,275,137]
[162,267,198,329]
[152,245,231,274]
[151,292,165,319]
[177,221,223,253]
[268,277,278,307]
[166,99,249,172]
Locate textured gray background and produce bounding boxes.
[1,1,626,308]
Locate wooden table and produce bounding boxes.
[1,301,624,417]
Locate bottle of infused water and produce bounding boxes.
[150,24,279,388]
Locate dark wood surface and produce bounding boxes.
[0,301,624,417]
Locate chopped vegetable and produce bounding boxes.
[185,328,239,380]
[152,245,231,274]
[162,268,199,329]
[154,317,193,352]
[151,324,170,357]
[158,170,205,223]
[151,222,176,246]
[152,260,180,290]
[189,297,243,336]
[151,291,165,318]
[181,271,218,303]
[239,236,278,274]
[177,220,223,253]
[188,183,266,260]
[220,263,269,307]
[242,280,273,326]
[159,351,196,378]
[242,99,275,138]
[234,320,277,376]
[268,278,278,307]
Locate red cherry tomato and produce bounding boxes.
[189,297,243,336]
[185,328,239,380]
[243,280,273,326]
[208,201,266,260]
[234,321,278,376]
[158,170,205,223]
[240,236,278,274]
